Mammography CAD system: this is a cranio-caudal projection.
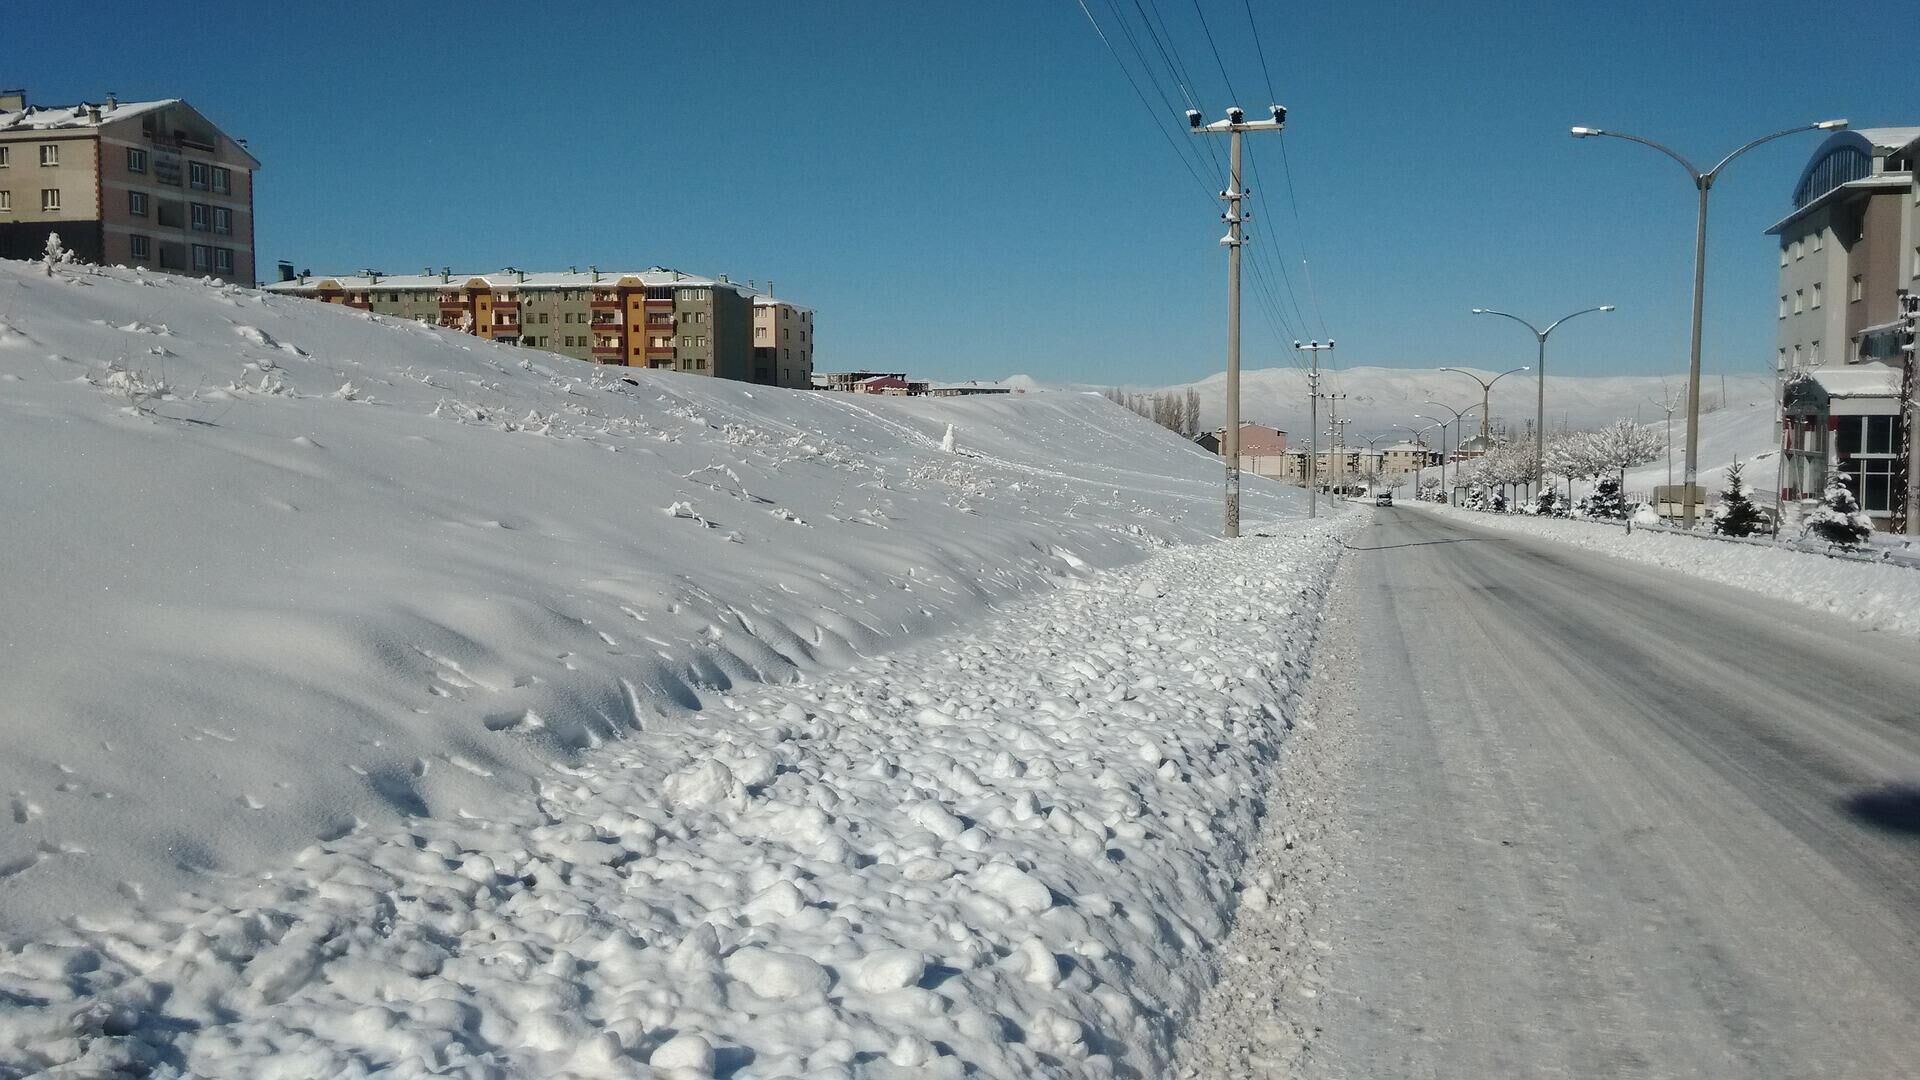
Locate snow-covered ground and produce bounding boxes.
[1404,502,1920,640]
[1618,398,1776,502]
[0,259,1348,1076]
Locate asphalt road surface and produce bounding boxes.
[1296,507,1920,1079]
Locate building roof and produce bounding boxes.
[752,296,814,313]
[263,268,756,296]
[1809,365,1903,398]
[0,98,177,132]
[1853,127,1920,153]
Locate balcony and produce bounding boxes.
[590,317,624,330]
[590,295,622,310]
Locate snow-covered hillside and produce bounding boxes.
[0,260,1299,936]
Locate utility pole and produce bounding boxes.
[1331,416,1353,497]
[1321,394,1349,496]
[1898,289,1918,535]
[1294,339,1334,518]
[1192,105,1287,538]
[1651,383,1682,491]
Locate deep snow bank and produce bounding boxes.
[0,520,1347,1078]
[1408,502,1920,639]
[0,259,1300,941]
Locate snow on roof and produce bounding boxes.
[263,269,756,296]
[1854,126,1920,153]
[0,98,178,132]
[1810,365,1903,398]
[752,296,814,313]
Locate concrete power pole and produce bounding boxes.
[1294,340,1334,518]
[1191,105,1287,538]
[1899,290,1918,535]
[1319,392,1348,497]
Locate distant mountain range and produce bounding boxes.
[1001,367,1777,445]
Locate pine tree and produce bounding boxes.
[1710,462,1766,537]
[1586,476,1626,520]
[1534,487,1562,517]
[1803,473,1873,548]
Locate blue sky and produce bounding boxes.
[12,1,1915,385]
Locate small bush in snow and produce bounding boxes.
[1583,477,1627,520]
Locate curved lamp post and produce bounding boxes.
[1469,307,1614,496]
[1571,119,1846,526]
[1438,366,1531,445]
[1416,401,1481,502]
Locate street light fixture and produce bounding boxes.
[1415,402,1481,502]
[1468,306,1614,497]
[1571,118,1846,526]
[1438,365,1531,446]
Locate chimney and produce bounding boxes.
[767,279,775,299]
[86,104,101,123]
[106,92,117,109]
[0,89,24,112]
[423,266,432,277]
[717,274,729,284]
[441,266,450,282]
[589,265,600,283]
[298,271,309,284]
[277,260,295,282]
[568,265,577,275]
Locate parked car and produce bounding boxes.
[1375,492,1393,507]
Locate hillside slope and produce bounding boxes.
[0,260,1299,939]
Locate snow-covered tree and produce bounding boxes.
[42,232,76,276]
[1710,462,1766,537]
[1803,473,1872,548]
[1584,476,1627,520]
[1590,419,1663,488]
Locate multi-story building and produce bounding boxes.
[753,295,814,389]
[264,267,783,382]
[1767,127,1920,529]
[0,90,258,280]
[1278,443,1440,488]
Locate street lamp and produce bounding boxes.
[1415,402,1481,502]
[1437,366,1531,445]
[1357,432,1397,494]
[1571,118,1846,526]
[1468,306,1614,497]
[1400,422,1444,496]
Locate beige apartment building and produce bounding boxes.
[0,90,258,280]
[1767,126,1920,528]
[753,295,815,389]
[263,267,807,385]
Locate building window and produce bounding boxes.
[1778,247,1788,267]
[1779,295,1788,318]
[191,203,210,231]
[128,190,147,216]
[1776,347,1787,370]
[214,247,233,274]
[1791,239,1803,260]
[1792,289,1803,314]
[39,144,58,166]
[130,234,149,259]
[1912,247,1919,279]
[192,244,211,271]
[0,190,9,212]
[189,161,209,190]
[1811,282,1822,309]
[213,206,231,234]
[538,312,549,323]
[1810,340,1821,364]
[1851,275,1863,302]
[40,188,59,211]
[127,148,147,173]
[1811,231,1822,253]
[1792,344,1802,366]
[212,167,230,194]
[0,146,8,167]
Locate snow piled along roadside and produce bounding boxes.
[1407,502,1920,639]
[0,258,1302,942]
[0,523,1345,1079]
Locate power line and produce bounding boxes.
[1072,0,1218,200]
[1188,0,1241,106]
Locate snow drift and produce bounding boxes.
[0,260,1343,1077]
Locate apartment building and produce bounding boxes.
[753,295,814,389]
[1767,126,1920,528]
[0,90,258,280]
[264,267,769,381]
